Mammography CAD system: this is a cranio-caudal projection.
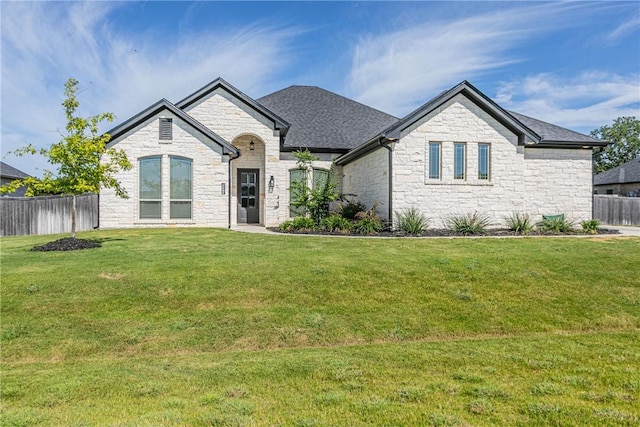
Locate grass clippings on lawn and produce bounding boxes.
[1,228,639,426]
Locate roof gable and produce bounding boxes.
[106,99,238,155]
[258,85,398,151]
[384,81,540,144]
[176,77,289,135]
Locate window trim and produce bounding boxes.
[139,156,162,219]
[169,156,193,219]
[428,142,441,180]
[478,143,491,180]
[453,142,466,180]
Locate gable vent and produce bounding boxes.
[159,118,172,140]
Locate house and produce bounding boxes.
[100,78,607,229]
[594,157,640,197]
[0,161,30,197]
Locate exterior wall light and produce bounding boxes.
[268,175,275,193]
[249,140,255,151]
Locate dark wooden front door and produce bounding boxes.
[237,169,259,224]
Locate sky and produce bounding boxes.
[1,1,639,177]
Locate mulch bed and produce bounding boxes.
[270,227,621,237]
[31,237,102,252]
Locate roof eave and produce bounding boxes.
[529,140,610,149]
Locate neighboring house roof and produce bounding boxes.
[258,85,398,151]
[0,161,30,180]
[106,99,238,155]
[0,162,31,197]
[594,157,640,185]
[176,77,290,137]
[337,80,607,165]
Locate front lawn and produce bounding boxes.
[1,229,639,425]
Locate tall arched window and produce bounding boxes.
[170,156,192,219]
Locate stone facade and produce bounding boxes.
[101,89,336,229]
[341,147,389,218]
[343,94,594,226]
[100,110,230,228]
[102,81,598,231]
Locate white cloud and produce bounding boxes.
[607,14,640,41]
[1,2,298,176]
[346,2,613,116]
[495,72,640,133]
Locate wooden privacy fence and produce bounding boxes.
[0,194,98,236]
[593,195,640,226]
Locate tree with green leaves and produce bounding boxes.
[289,149,339,224]
[1,78,132,238]
[591,116,640,174]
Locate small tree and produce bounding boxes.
[289,149,339,224]
[591,116,640,173]
[0,78,132,238]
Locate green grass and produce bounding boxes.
[1,229,639,426]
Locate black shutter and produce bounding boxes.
[159,118,172,140]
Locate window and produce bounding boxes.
[606,189,614,195]
[428,142,441,179]
[313,168,329,189]
[289,169,306,217]
[159,118,172,140]
[139,157,162,219]
[170,157,192,219]
[478,143,490,180]
[454,143,466,180]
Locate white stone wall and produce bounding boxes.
[522,148,593,221]
[341,147,390,219]
[389,94,593,227]
[102,89,340,229]
[100,110,229,228]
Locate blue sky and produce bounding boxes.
[2,1,639,177]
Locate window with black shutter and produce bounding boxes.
[159,118,172,140]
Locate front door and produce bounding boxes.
[237,169,259,224]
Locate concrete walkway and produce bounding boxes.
[231,224,640,237]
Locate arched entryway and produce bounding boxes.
[231,134,266,225]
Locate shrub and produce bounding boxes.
[320,215,353,233]
[354,203,383,234]
[538,214,574,233]
[581,219,600,234]
[445,212,491,235]
[279,220,295,232]
[505,212,534,234]
[395,208,430,235]
[338,200,366,220]
[279,217,316,232]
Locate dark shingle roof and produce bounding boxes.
[258,86,398,151]
[0,161,30,179]
[594,157,640,185]
[507,111,605,145]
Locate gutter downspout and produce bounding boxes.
[228,150,241,229]
[378,137,394,229]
